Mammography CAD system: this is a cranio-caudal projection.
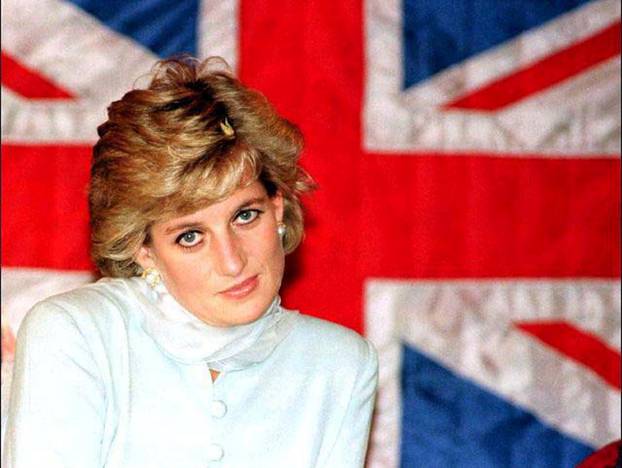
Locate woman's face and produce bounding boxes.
[136,181,285,327]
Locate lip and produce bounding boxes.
[219,275,259,299]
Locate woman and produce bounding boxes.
[2,56,378,467]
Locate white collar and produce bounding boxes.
[124,277,298,371]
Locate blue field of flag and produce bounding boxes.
[400,344,594,468]
[401,0,594,89]
[67,0,199,57]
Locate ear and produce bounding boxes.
[135,244,157,271]
[271,191,285,223]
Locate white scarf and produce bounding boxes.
[124,277,298,371]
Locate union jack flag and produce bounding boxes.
[1,0,620,467]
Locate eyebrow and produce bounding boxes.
[164,222,204,235]
[163,195,269,235]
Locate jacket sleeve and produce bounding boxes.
[322,338,379,468]
[2,301,106,468]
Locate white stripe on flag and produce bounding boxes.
[198,0,240,72]
[364,278,621,468]
[497,56,621,153]
[400,0,620,105]
[363,0,621,155]
[1,0,158,143]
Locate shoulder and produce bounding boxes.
[34,277,134,313]
[18,278,136,343]
[274,312,379,413]
[285,312,378,376]
[292,314,372,353]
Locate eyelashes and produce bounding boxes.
[176,230,203,249]
[234,208,263,225]
[174,208,265,251]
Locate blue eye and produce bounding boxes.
[176,230,203,248]
[235,209,262,225]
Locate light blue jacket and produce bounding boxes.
[2,278,378,467]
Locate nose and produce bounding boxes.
[211,229,247,277]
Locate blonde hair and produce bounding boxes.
[89,56,314,277]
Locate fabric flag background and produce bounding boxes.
[1,1,620,467]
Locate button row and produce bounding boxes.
[207,399,226,461]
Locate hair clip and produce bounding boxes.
[219,117,235,138]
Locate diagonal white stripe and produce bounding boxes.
[1,85,106,142]
[496,57,621,154]
[1,0,159,142]
[1,0,158,99]
[2,0,241,143]
[402,0,621,105]
[364,0,621,155]
[365,279,621,468]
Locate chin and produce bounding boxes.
[213,289,277,327]
[239,294,276,324]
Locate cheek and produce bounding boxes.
[152,246,206,290]
[246,226,284,272]
[159,258,200,294]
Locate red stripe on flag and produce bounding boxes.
[1,144,93,271]
[1,52,75,99]
[360,154,621,279]
[240,0,621,334]
[515,320,621,390]
[445,21,622,111]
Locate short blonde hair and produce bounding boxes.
[89,56,314,277]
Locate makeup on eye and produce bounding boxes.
[173,207,265,248]
[233,208,264,225]
[176,230,204,248]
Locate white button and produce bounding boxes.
[211,400,227,418]
[207,443,224,461]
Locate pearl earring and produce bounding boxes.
[277,223,286,239]
[141,267,161,288]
